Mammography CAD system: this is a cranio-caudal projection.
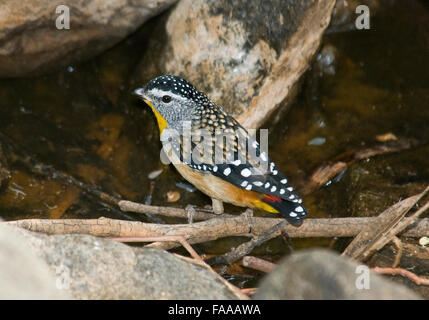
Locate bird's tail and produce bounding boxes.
[256,194,307,226]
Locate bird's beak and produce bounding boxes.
[134,87,152,105]
[134,87,144,97]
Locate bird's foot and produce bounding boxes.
[241,208,254,234]
[185,204,196,224]
[211,198,224,215]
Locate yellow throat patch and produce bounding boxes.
[144,99,168,133]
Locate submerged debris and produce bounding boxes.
[166,191,180,203]
[148,169,163,180]
[307,137,326,146]
[376,132,398,142]
[175,181,196,193]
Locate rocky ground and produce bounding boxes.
[0,223,421,299]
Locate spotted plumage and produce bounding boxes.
[134,75,308,225]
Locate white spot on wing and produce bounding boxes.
[295,206,304,213]
[241,168,252,177]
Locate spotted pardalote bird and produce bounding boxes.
[134,75,308,226]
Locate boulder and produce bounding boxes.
[10,225,238,299]
[0,224,69,299]
[0,0,178,77]
[135,0,336,129]
[254,249,421,299]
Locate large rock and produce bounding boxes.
[10,226,238,299]
[136,0,336,129]
[254,249,421,299]
[0,224,69,299]
[0,0,178,77]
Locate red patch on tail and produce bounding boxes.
[262,194,282,203]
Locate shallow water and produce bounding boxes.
[0,1,428,285]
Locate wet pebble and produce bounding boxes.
[307,137,326,146]
[316,45,337,76]
[148,169,163,180]
[166,191,180,202]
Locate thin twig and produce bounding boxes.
[5,217,429,250]
[240,288,257,296]
[206,221,288,266]
[300,138,417,195]
[391,236,403,268]
[342,185,429,261]
[242,256,276,273]
[109,235,202,262]
[172,254,249,300]
[371,267,429,286]
[118,200,228,221]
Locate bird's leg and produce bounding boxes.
[211,198,224,215]
[185,204,196,224]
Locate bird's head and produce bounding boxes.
[134,75,209,133]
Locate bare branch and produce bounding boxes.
[206,221,287,266]
[371,267,429,286]
[5,216,429,251]
[300,138,416,195]
[242,256,276,273]
[343,185,429,261]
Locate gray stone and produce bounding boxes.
[12,226,237,299]
[0,224,69,299]
[136,0,335,128]
[0,0,178,77]
[254,249,421,299]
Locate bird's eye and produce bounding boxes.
[162,95,172,103]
